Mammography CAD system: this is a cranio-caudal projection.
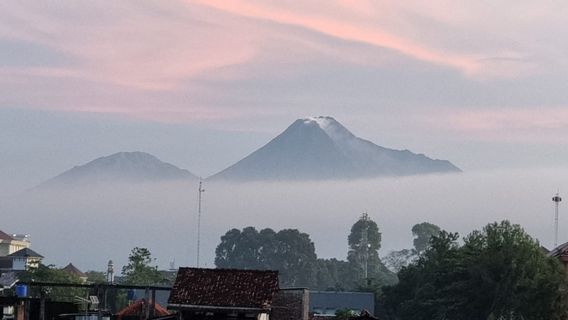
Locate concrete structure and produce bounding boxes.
[309,291,375,317]
[0,231,30,257]
[7,248,43,271]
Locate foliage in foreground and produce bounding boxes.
[382,221,568,320]
[19,264,86,301]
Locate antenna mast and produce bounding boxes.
[553,192,562,247]
[360,212,370,280]
[196,179,205,267]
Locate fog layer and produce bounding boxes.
[2,168,566,272]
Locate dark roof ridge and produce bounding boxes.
[8,248,43,258]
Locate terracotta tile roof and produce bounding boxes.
[169,267,279,310]
[0,230,14,241]
[62,263,87,278]
[116,299,170,319]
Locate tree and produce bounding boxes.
[85,271,106,284]
[121,247,163,285]
[411,222,441,254]
[382,221,568,320]
[347,214,396,288]
[19,264,86,302]
[215,227,318,287]
[382,249,415,273]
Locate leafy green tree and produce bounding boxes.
[313,258,351,290]
[382,221,568,320]
[85,271,106,284]
[335,309,356,320]
[382,249,415,273]
[121,247,163,285]
[411,222,441,254]
[19,264,87,302]
[215,227,318,287]
[347,214,396,288]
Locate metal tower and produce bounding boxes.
[196,180,205,267]
[553,192,562,247]
[360,212,370,280]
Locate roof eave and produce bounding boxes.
[167,303,269,312]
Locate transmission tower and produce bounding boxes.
[553,192,562,248]
[196,179,205,267]
[360,212,370,280]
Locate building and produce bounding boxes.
[6,248,43,271]
[62,263,88,283]
[547,241,568,271]
[116,299,170,320]
[308,291,375,317]
[168,268,279,320]
[0,231,30,257]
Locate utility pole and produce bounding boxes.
[553,192,562,248]
[196,180,205,267]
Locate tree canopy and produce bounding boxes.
[347,214,396,288]
[383,222,441,273]
[382,221,568,320]
[215,227,318,287]
[121,247,163,285]
[215,215,396,290]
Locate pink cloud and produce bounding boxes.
[0,1,566,123]
[191,0,479,74]
[0,2,259,91]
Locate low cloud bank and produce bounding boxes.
[2,167,566,272]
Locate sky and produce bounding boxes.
[1,1,568,270]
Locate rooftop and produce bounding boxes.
[0,230,14,241]
[62,263,86,278]
[116,299,170,319]
[8,248,43,258]
[169,267,279,310]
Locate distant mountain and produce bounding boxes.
[209,116,460,181]
[38,151,197,188]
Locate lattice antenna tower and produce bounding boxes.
[360,212,370,279]
[553,192,562,248]
[196,179,205,267]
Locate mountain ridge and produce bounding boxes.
[209,116,461,181]
[38,151,197,189]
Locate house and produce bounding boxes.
[0,231,30,257]
[6,248,43,271]
[62,263,88,283]
[168,268,279,320]
[547,241,568,272]
[308,291,375,317]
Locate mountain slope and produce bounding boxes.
[39,151,197,188]
[210,116,460,181]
